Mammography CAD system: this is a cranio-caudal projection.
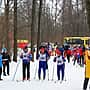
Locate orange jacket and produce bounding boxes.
[84,50,90,78]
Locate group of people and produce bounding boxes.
[0,42,90,90]
[35,43,90,90]
[20,43,66,82]
[36,42,66,81]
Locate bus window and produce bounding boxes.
[64,39,67,43]
[86,39,90,45]
[65,39,84,44]
[64,37,90,47]
[72,39,84,44]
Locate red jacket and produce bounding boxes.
[78,48,83,56]
[67,49,71,55]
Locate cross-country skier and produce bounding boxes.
[1,48,11,76]
[47,42,52,56]
[66,48,71,63]
[37,47,50,80]
[53,49,66,82]
[20,46,32,81]
[59,46,64,56]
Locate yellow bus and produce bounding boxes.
[64,37,90,47]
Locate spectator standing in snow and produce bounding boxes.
[1,48,11,76]
[83,47,90,90]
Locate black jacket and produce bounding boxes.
[2,52,11,62]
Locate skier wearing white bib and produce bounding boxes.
[54,49,66,82]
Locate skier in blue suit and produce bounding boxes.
[54,49,66,82]
[37,47,50,80]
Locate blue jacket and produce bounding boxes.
[36,51,50,61]
[0,54,2,68]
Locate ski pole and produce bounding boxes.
[64,74,67,81]
[52,62,55,81]
[47,69,49,81]
[34,61,37,79]
[47,62,49,81]
[64,64,67,81]
[64,69,67,81]
[12,59,21,81]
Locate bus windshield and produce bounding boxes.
[86,39,90,45]
[64,39,84,44]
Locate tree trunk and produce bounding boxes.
[37,0,43,55]
[0,0,2,12]
[40,0,46,42]
[31,0,36,61]
[3,0,9,50]
[61,0,66,44]
[86,0,90,31]
[76,0,80,36]
[54,0,58,42]
[5,0,9,52]
[13,0,17,62]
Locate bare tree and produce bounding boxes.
[0,0,2,10]
[31,0,36,61]
[37,0,43,55]
[5,0,10,51]
[54,0,58,42]
[1,0,10,50]
[0,0,89,48]
[86,0,90,31]
[13,0,17,62]
[61,0,66,38]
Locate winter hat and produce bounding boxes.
[40,47,45,53]
[24,46,28,49]
[2,48,7,53]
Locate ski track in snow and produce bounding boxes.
[0,55,90,90]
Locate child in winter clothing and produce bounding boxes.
[54,49,66,81]
[20,46,32,81]
[37,47,50,80]
[1,48,11,76]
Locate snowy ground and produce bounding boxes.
[0,55,89,90]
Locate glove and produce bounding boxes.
[84,60,86,64]
[3,61,6,64]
